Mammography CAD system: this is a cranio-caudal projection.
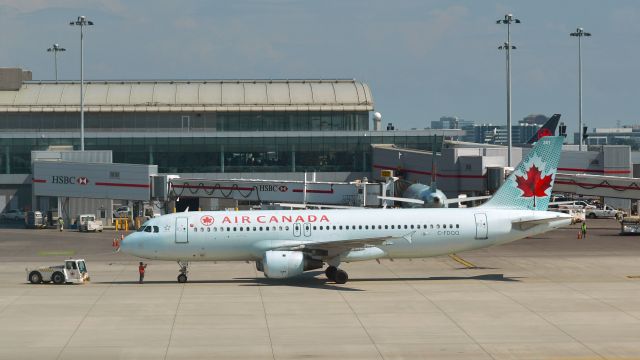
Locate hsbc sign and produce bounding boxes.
[51,176,89,185]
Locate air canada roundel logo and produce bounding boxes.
[200,215,214,226]
[77,177,89,185]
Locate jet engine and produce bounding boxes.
[402,183,448,208]
[262,250,323,279]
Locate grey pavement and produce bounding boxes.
[0,219,639,359]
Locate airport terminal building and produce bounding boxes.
[0,68,459,211]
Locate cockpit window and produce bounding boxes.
[144,226,152,233]
[153,226,159,233]
[137,226,146,232]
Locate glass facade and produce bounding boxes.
[0,111,369,132]
[0,133,439,174]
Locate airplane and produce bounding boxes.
[526,114,561,144]
[120,136,571,284]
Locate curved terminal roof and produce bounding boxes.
[0,79,373,112]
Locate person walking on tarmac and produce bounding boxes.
[138,262,147,283]
[58,217,64,231]
[581,221,587,239]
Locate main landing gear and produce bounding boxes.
[325,265,348,284]
[177,261,189,283]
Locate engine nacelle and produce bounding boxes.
[263,251,323,279]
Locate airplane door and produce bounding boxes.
[474,213,488,240]
[293,223,301,237]
[175,217,189,243]
[303,222,311,237]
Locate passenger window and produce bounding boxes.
[154,226,159,233]
[416,225,420,229]
[391,225,395,229]
[365,225,368,230]
[333,226,336,230]
[430,224,434,229]
[404,225,408,229]
[345,226,349,230]
[285,226,290,231]
[437,224,440,229]
[313,226,317,230]
[233,227,237,231]
[239,227,243,232]
[259,227,263,231]
[227,227,231,232]
[385,225,388,229]
[339,226,343,230]
[456,224,460,228]
[378,225,382,229]
[410,225,414,229]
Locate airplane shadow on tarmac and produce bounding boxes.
[96,272,521,290]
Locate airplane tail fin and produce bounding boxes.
[526,114,560,144]
[482,136,563,211]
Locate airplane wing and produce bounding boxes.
[274,235,404,255]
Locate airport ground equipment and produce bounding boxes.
[620,216,640,235]
[26,259,89,284]
[76,214,103,232]
[585,204,623,219]
[24,211,47,229]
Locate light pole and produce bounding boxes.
[570,27,591,151]
[497,13,520,167]
[46,44,66,81]
[69,16,94,151]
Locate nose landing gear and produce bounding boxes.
[325,265,348,284]
[177,261,189,283]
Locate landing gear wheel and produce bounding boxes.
[177,261,189,283]
[52,272,65,285]
[325,266,337,281]
[29,271,42,284]
[334,270,348,284]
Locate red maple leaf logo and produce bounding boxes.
[515,165,553,206]
[200,215,214,226]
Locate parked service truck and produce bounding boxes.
[76,214,103,232]
[26,259,89,284]
[585,204,624,219]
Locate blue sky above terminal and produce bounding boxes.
[0,0,638,134]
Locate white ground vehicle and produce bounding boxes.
[585,204,623,219]
[26,259,89,284]
[76,214,103,232]
[1,209,25,221]
[550,208,585,224]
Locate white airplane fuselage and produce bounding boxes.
[121,207,571,262]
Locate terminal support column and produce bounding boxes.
[291,144,296,172]
[220,145,224,173]
[4,146,9,174]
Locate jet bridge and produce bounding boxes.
[554,172,640,200]
[163,177,394,207]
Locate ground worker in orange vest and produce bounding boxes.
[138,262,147,283]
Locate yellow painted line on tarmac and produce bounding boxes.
[37,250,76,256]
[449,253,477,269]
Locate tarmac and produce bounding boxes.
[0,218,639,359]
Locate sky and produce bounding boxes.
[0,0,638,136]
